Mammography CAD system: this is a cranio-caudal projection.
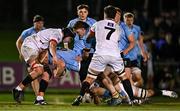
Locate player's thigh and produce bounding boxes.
[88,55,107,78]
[21,44,39,62]
[89,55,107,72]
[109,56,124,73]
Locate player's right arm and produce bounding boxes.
[16,36,23,60]
[123,34,135,55]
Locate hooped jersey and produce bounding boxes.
[91,19,122,57]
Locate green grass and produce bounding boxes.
[0,91,180,111]
[0,30,20,61]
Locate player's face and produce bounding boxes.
[63,36,72,43]
[124,17,134,26]
[75,28,86,37]
[77,8,88,21]
[115,11,121,23]
[34,21,44,30]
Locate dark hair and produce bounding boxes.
[115,7,122,14]
[33,15,44,23]
[104,5,116,19]
[62,27,75,39]
[77,4,89,11]
[73,21,90,30]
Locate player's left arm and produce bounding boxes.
[49,39,58,65]
[16,36,24,60]
[138,33,148,62]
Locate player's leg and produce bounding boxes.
[12,45,44,103]
[72,54,104,106]
[117,59,136,105]
[34,64,53,105]
[79,50,92,82]
[31,79,39,96]
[72,72,97,106]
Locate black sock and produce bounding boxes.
[43,65,52,79]
[80,81,90,96]
[39,79,48,93]
[122,79,134,100]
[22,75,34,86]
[153,88,162,96]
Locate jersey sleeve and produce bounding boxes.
[67,20,73,28]
[135,25,141,39]
[49,29,62,44]
[20,30,29,41]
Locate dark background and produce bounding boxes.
[0,0,179,29]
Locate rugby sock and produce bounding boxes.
[16,86,22,91]
[102,90,111,98]
[137,88,147,99]
[39,79,48,93]
[43,65,52,79]
[119,90,127,97]
[122,79,134,100]
[153,89,162,96]
[80,81,90,96]
[112,91,119,98]
[36,96,44,101]
[22,75,34,86]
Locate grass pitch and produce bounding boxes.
[0,90,180,111]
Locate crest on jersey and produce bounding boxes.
[107,22,114,27]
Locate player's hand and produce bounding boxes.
[53,59,66,78]
[142,52,148,62]
[123,49,128,55]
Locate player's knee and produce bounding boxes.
[33,65,44,75]
[42,72,50,82]
[87,68,99,80]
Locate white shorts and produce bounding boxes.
[88,54,124,78]
[21,37,39,62]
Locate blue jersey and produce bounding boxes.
[131,24,141,57]
[119,22,141,61]
[67,17,96,28]
[20,26,45,41]
[49,49,80,72]
[67,17,96,54]
[73,35,86,56]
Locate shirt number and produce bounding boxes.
[105,26,115,40]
